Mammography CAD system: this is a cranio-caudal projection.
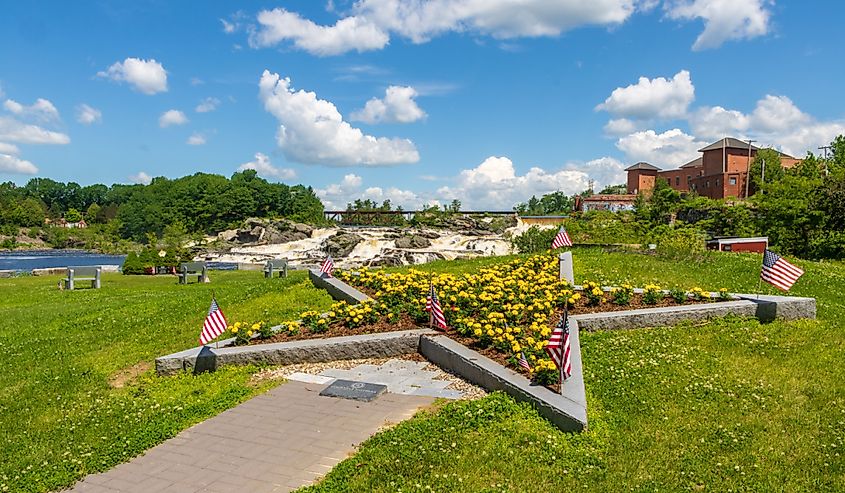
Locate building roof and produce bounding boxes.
[699,137,759,152]
[624,161,660,171]
[680,157,703,169]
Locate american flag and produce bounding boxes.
[551,225,573,249]
[199,298,228,346]
[518,351,532,372]
[761,249,804,291]
[319,255,334,277]
[425,283,447,330]
[545,314,572,381]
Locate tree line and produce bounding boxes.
[0,169,324,243]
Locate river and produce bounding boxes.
[0,250,126,272]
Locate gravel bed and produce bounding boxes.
[252,356,487,400]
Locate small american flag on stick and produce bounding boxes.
[545,313,572,383]
[319,255,334,278]
[199,298,228,346]
[425,283,447,330]
[551,225,573,249]
[761,249,804,291]
[518,351,532,372]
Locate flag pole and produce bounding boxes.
[561,303,568,395]
[428,273,433,330]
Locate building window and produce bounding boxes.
[687,175,691,182]
[705,180,710,188]
[716,179,720,186]
[675,177,680,186]
[729,177,737,186]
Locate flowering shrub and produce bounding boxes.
[582,280,605,306]
[718,288,731,300]
[642,284,663,305]
[300,310,327,333]
[228,321,268,345]
[611,284,634,306]
[690,287,711,301]
[532,359,559,386]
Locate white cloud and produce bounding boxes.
[249,1,639,56]
[258,70,419,166]
[665,0,771,50]
[195,97,221,113]
[250,9,390,56]
[186,133,207,145]
[0,153,38,174]
[317,173,430,209]
[0,142,19,155]
[687,94,844,157]
[237,152,296,180]
[351,85,426,124]
[0,116,70,145]
[76,104,102,125]
[97,58,168,95]
[4,98,60,122]
[597,70,694,120]
[616,128,705,168]
[129,171,153,185]
[603,118,641,136]
[159,109,188,128]
[688,105,750,140]
[315,155,626,210]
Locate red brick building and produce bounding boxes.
[625,137,800,199]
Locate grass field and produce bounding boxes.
[0,270,334,493]
[304,248,845,492]
[3,250,844,492]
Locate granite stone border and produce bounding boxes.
[155,329,436,376]
[155,270,816,433]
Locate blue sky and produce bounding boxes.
[1,1,844,209]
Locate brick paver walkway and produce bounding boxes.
[68,381,433,492]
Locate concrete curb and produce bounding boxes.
[419,322,588,432]
[155,328,436,376]
[308,269,370,304]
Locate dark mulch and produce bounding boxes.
[247,313,420,345]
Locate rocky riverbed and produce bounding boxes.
[198,216,545,269]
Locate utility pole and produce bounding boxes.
[819,145,832,176]
[744,139,756,199]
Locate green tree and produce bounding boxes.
[748,148,784,195]
[86,203,102,224]
[64,208,83,223]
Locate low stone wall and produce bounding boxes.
[419,329,588,432]
[156,329,434,376]
[308,269,370,304]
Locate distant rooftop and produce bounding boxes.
[624,161,660,171]
[699,137,759,152]
[680,157,703,169]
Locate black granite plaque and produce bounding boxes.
[319,379,387,402]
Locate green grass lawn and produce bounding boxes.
[0,270,334,493]
[304,248,845,492]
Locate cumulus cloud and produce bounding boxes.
[616,128,706,168]
[250,9,389,56]
[0,152,38,174]
[159,109,188,128]
[195,97,221,113]
[0,116,70,145]
[351,85,426,124]
[689,95,845,157]
[4,98,61,123]
[186,132,207,145]
[97,58,168,95]
[316,155,626,210]
[248,1,638,56]
[76,104,102,125]
[258,70,419,166]
[665,0,772,50]
[597,70,694,120]
[237,152,296,180]
[129,171,153,185]
[0,142,19,155]
[603,118,641,136]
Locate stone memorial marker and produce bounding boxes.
[319,379,387,402]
